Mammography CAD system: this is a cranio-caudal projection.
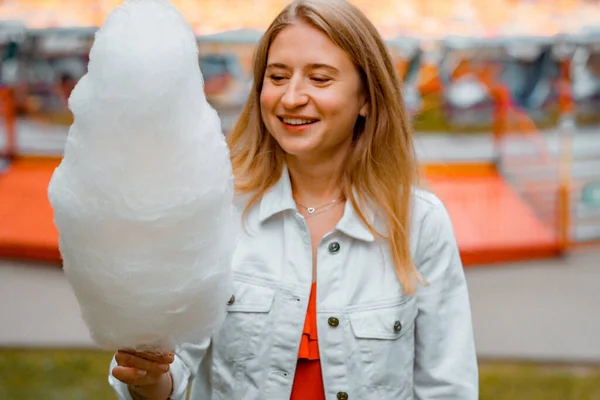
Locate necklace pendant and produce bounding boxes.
[307,207,316,214]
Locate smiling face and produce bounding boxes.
[260,21,368,163]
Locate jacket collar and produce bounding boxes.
[258,165,297,222]
[336,195,376,242]
[258,166,375,242]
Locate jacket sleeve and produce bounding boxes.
[413,201,479,399]
[108,338,211,400]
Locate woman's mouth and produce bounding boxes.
[278,117,319,127]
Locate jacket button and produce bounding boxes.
[328,317,340,327]
[328,242,340,254]
[337,392,349,400]
[393,320,402,333]
[227,295,235,305]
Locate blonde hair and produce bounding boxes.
[227,0,422,294]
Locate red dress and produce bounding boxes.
[290,282,326,400]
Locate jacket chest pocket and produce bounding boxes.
[348,298,418,390]
[214,278,275,362]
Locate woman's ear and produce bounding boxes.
[359,100,369,118]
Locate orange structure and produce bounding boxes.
[0,158,61,263]
[0,64,590,267]
[426,169,561,266]
[0,156,569,266]
[0,62,595,266]
[0,86,17,160]
[0,31,598,267]
[422,57,573,266]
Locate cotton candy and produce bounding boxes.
[47,0,236,353]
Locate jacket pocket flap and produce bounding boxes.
[348,300,417,340]
[227,279,275,313]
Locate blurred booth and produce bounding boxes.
[439,35,561,133]
[571,28,600,126]
[386,36,424,119]
[14,27,95,125]
[0,21,27,85]
[197,29,261,134]
[0,21,27,158]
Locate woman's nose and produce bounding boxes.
[281,79,308,109]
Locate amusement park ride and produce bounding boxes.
[1,18,600,267]
[421,31,600,264]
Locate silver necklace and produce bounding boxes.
[296,197,343,218]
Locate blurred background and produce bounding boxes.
[1,0,600,399]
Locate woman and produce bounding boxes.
[110,0,478,399]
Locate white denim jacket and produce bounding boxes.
[109,169,478,400]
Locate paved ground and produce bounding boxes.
[1,250,599,362]
[467,249,600,363]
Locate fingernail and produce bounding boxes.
[136,370,147,376]
[159,364,169,371]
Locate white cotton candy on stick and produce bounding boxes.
[47,0,236,353]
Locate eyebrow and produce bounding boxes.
[266,62,340,74]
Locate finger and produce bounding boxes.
[115,351,171,373]
[120,349,175,364]
[111,366,154,385]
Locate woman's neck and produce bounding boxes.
[286,153,346,206]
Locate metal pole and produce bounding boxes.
[556,44,575,253]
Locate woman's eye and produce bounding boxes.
[268,75,286,83]
[311,76,331,84]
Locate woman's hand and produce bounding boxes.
[112,350,175,399]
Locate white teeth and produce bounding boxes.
[282,118,317,126]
